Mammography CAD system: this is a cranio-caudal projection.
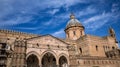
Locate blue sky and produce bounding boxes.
[0,0,120,46]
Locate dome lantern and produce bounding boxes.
[70,13,75,19]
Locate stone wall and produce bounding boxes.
[77,57,120,67]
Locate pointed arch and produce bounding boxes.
[40,50,58,65]
[58,53,70,65]
[26,51,40,67]
[26,51,40,60]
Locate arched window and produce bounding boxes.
[73,31,76,35]
[96,45,98,51]
[105,46,107,50]
[112,46,115,50]
[67,33,69,38]
[79,48,82,54]
[80,31,82,35]
[88,61,90,64]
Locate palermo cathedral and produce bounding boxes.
[0,14,120,67]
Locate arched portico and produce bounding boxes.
[26,51,69,67]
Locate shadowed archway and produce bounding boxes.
[59,56,68,67]
[27,54,39,67]
[42,52,57,67]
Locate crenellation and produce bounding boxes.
[0,29,38,40]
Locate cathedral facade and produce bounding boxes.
[0,14,120,67]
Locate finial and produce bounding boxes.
[109,26,114,31]
[70,12,75,19]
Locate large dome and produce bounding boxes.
[65,14,84,30]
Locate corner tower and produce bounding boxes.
[64,13,85,40]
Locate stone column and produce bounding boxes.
[56,57,59,67]
[39,58,42,67]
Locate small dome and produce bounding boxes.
[65,14,84,30]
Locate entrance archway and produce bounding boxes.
[42,52,56,67]
[27,54,39,67]
[59,56,68,67]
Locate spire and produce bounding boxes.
[109,26,115,37]
[70,13,75,19]
[109,27,114,34]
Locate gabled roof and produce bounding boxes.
[26,34,69,45]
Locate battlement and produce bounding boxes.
[0,29,39,39]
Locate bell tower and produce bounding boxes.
[64,13,85,40]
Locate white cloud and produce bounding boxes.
[52,29,65,38]
[83,12,112,31]
[47,9,59,15]
[40,0,87,9]
[52,5,97,20]
[0,16,33,27]
[43,16,67,27]
[77,6,96,17]
[0,0,86,27]
[111,3,119,13]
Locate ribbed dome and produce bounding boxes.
[65,14,84,30]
